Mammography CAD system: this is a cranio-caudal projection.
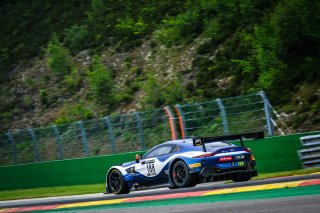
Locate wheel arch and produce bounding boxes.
[168,157,187,187]
[106,166,127,193]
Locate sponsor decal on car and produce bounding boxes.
[189,162,202,168]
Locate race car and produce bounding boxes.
[106,131,264,194]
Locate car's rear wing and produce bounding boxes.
[192,131,264,152]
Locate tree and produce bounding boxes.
[88,55,114,107]
[47,34,72,76]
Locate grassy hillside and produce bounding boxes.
[0,0,319,133]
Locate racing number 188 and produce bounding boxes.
[147,163,156,176]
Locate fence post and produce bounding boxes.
[103,117,116,154]
[259,90,274,136]
[164,106,178,140]
[216,98,229,135]
[134,112,146,150]
[28,128,40,162]
[6,132,17,164]
[77,121,90,156]
[175,104,188,138]
[52,125,64,160]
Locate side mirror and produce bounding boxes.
[135,154,142,163]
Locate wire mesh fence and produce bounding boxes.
[0,91,273,166]
[175,92,271,138]
[0,109,174,166]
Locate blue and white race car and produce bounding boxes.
[106,132,264,194]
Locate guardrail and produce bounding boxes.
[298,134,320,168]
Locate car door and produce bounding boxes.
[134,144,175,185]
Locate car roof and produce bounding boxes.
[161,138,236,150]
[161,138,200,151]
[163,139,193,146]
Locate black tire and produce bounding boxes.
[171,160,196,188]
[108,169,129,194]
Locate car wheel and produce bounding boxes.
[108,169,129,194]
[171,160,196,188]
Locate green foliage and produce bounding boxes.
[64,68,82,92]
[141,73,165,108]
[0,48,9,63]
[163,78,186,105]
[114,87,134,104]
[39,89,48,105]
[47,35,72,76]
[252,24,286,90]
[0,0,90,82]
[1,0,320,133]
[155,9,202,46]
[22,95,33,109]
[64,25,89,53]
[141,73,187,107]
[116,17,147,36]
[23,77,37,89]
[87,55,114,107]
[55,102,94,124]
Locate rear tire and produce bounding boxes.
[108,169,129,194]
[171,160,196,188]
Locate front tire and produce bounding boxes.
[108,169,129,194]
[171,160,196,188]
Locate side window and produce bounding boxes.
[173,145,182,153]
[157,146,172,156]
[144,145,173,158]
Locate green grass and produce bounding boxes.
[0,168,319,202]
[252,167,320,180]
[0,183,105,201]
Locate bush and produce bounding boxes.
[22,95,33,109]
[39,89,48,105]
[47,34,72,76]
[54,102,94,124]
[155,9,202,46]
[115,17,147,36]
[64,68,82,92]
[141,73,165,108]
[87,55,114,107]
[163,79,186,105]
[64,24,89,53]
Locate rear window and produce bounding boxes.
[205,141,235,152]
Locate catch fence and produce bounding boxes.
[0,91,273,166]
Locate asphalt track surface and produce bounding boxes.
[75,195,320,213]
[1,173,320,209]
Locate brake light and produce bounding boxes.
[243,147,251,153]
[192,153,215,158]
[219,156,232,162]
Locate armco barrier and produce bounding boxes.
[0,132,319,191]
[298,134,320,168]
